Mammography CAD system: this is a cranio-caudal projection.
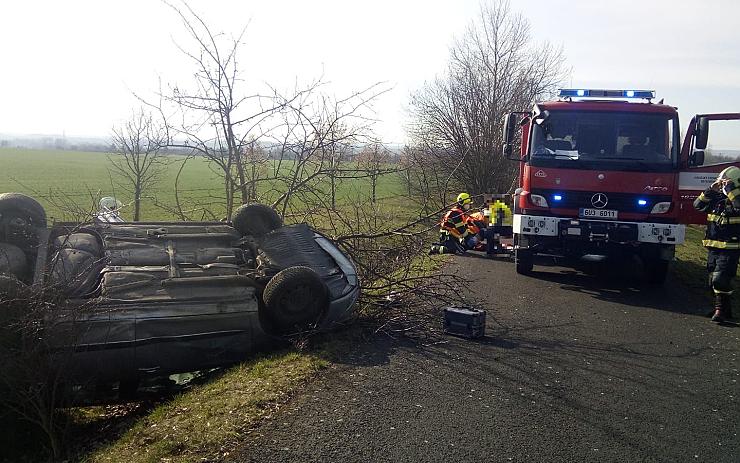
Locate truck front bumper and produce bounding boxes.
[513,214,685,245]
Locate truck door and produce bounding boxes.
[677,113,740,224]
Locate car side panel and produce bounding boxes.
[133,296,258,377]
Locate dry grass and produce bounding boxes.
[80,351,328,463]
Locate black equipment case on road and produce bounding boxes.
[443,306,486,338]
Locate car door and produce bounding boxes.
[677,113,740,224]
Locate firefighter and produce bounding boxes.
[693,166,740,323]
[429,193,479,255]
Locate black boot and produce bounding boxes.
[429,244,448,255]
[722,293,734,321]
[711,294,726,323]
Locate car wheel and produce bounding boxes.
[0,274,28,348]
[0,193,47,228]
[0,273,26,301]
[262,266,328,335]
[232,203,283,238]
[0,243,29,278]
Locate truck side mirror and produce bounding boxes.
[695,117,709,150]
[689,150,705,167]
[502,113,525,160]
[502,113,517,158]
[502,113,517,144]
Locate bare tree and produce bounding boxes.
[135,1,394,223]
[142,1,318,220]
[407,0,568,203]
[0,204,104,459]
[109,109,168,221]
[356,143,392,204]
[261,83,388,218]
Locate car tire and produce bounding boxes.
[232,203,283,238]
[262,266,328,335]
[0,273,26,301]
[515,248,534,275]
[0,243,29,278]
[0,192,47,228]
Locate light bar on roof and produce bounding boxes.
[558,89,655,99]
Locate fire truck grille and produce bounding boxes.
[531,189,672,214]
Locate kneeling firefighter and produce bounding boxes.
[430,193,479,255]
[693,166,740,323]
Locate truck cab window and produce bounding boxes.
[530,111,677,171]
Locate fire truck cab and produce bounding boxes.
[502,88,740,284]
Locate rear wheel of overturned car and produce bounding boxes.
[0,243,29,279]
[0,274,29,349]
[0,192,47,228]
[0,273,26,301]
[261,266,329,336]
[0,274,28,339]
[232,203,283,238]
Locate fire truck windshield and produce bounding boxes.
[529,111,678,172]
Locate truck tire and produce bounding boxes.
[261,266,328,336]
[232,203,283,238]
[0,193,47,228]
[515,248,534,275]
[644,258,669,285]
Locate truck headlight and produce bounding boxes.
[650,202,671,214]
[529,194,549,208]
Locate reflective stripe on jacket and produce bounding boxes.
[694,186,740,249]
[440,206,469,239]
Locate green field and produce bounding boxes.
[0,148,405,223]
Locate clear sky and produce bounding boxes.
[1,0,738,147]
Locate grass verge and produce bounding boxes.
[672,225,712,296]
[73,350,329,463]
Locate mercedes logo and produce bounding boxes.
[591,193,608,209]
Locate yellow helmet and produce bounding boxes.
[719,166,740,184]
[457,192,472,205]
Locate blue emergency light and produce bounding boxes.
[637,199,648,206]
[553,194,563,202]
[558,89,655,99]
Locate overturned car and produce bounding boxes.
[0,193,359,397]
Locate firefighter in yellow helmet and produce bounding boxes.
[430,193,479,255]
[693,166,740,323]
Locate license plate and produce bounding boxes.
[579,208,618,220]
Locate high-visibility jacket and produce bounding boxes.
[465,211,487,235]
[694,186,740,249]
[440,206,470,239]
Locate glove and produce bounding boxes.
[723,181,736,196]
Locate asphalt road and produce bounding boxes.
[231,255,739,463]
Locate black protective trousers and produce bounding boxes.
[707,249,740,294]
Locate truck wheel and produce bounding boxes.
[261,266,328,336]
[515,248,534,274]
[0,193,47,228]
[232,203,283,238]
[644,258,669,285]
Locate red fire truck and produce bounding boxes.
[501,88,740,283]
